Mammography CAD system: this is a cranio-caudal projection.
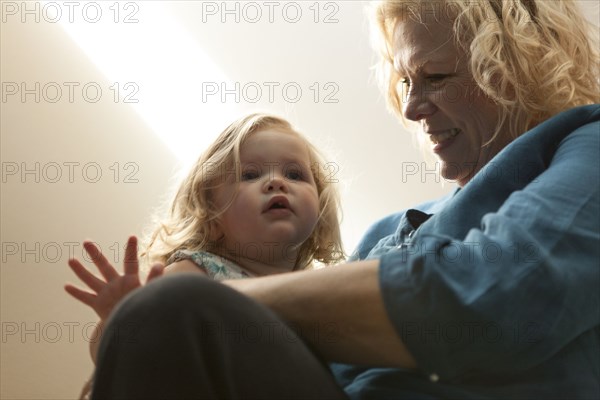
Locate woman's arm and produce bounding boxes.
[224,259,417,368]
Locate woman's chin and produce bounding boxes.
[439,163,474,186]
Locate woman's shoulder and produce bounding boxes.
[531,104,599,143]
[351,192,456,260]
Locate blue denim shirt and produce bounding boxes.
[332,105,600,399]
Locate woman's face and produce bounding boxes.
[393,16,510,186]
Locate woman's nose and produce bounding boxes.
[402,85,436,121]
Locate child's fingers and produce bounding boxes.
[146,263,165,283]
[64,284,97,308]
[123,236,139,276]
[68,258,106,293]
[83,240,119,282]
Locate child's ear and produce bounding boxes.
[208,220,224,242]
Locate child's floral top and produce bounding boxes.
[167,250,251,280]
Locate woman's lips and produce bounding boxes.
[428,128,460,153]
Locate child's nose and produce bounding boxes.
[264,176,288,192]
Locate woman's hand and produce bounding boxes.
[64,236,164,321]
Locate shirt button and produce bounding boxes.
[429,373,439,382]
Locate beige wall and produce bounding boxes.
[1,8,180,399]
[1,1,598,399]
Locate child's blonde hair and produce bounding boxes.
[372,0,600,142]
[142,113,344,269]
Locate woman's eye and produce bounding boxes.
[426,75,448,85]
[241,170,259,181]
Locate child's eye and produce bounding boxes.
[286,170,304,181]
[241,170,259,181]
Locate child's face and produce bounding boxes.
[214,129,320,268]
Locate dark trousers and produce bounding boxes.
[91,274,349,400]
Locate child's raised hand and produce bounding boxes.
[64,236,164,321]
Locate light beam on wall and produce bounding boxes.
[50,1,239,168]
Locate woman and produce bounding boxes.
[89,1,599,398]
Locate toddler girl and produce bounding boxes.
[65,113,345,399]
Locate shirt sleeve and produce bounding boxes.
[379,120,600,380]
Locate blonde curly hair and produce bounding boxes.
[141,113,344,270]
[372,0,600,142]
